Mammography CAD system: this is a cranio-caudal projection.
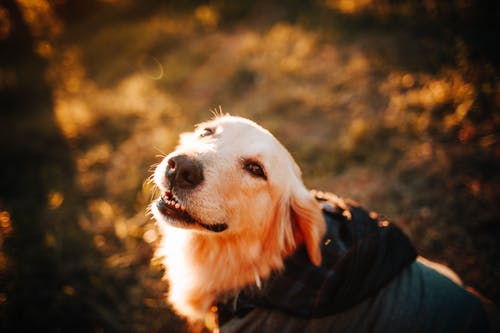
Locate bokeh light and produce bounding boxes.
[1,0,498,331]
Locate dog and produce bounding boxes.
[151,115,492,332]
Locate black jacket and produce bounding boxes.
[217,192,490,333]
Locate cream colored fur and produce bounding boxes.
[151,115,325,324]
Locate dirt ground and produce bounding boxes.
[1,1,499,331]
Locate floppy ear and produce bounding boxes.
[290,187,325,266]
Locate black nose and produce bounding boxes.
[166,155,204,189]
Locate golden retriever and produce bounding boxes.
[152,115,324,323]
[151,115,492,332]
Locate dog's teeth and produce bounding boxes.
[162,193,186,211]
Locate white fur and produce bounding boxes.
[151,115,325,323]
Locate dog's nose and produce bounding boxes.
[166,155,204,189]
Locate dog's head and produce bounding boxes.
[152,115,325,265]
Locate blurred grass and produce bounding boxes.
[1,0,499,331]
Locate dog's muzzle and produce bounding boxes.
[155,155,228,233]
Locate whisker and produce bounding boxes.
[145,209,155,220]
[150,185,159,201]
[143,173,155,186]
[148,163,159,173]
[153,146,166,156]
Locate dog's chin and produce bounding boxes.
[154,191,228,233]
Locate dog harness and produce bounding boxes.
[216,191,417,325]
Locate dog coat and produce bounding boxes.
[217,192,490,332]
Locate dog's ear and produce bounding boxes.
[290,187,325,266]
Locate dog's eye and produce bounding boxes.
[199,128,215,137]
[243,161,267,180]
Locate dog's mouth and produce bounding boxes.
[157,190,195,223]
[156,190,228,233]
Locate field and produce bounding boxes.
[1,1,499,331]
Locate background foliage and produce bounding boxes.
[1,0,499,331]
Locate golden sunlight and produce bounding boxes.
[16,0,62,38]
[0,211,11,230]
[0,7,11,39]
[325,0,373,14]
[4,1,497,330]
[381,69,476,134]
[47,191,64,210]
[143,229,158,244]
[195,5,219,30]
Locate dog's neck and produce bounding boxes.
[158,225,298,323]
